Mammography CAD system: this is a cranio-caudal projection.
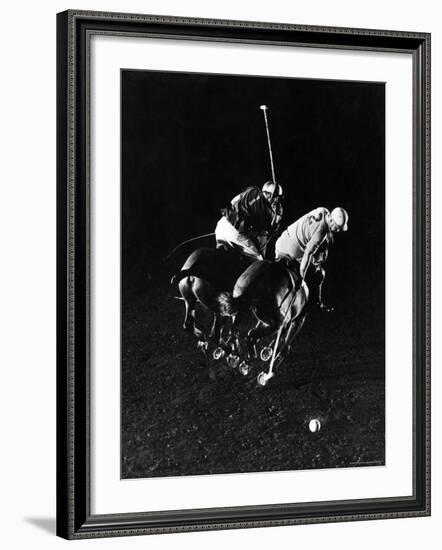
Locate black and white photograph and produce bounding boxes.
[121,69,385,479]
[1,0,437,546]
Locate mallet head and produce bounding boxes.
[260,104,268,111]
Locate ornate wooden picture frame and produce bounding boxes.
[57,10,430,539]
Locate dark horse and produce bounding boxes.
[217,260,309,385]
[171,247,253,349]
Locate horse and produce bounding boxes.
[171,246,253,354]
[217,260,309,385]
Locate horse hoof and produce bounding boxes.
[227,354,240,369]
[260,347,273,362]
[248,343,257,359]
[239,361,251,376]
[197,341,209,354]
[213,347,225,360]
[257,371,273,387]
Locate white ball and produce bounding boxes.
[308,419,321,433]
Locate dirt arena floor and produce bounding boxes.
[121,273,385,479]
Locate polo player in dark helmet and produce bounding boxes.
[215,181,284,260]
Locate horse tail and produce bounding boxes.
[170,269,194,286]
[217,292,246,317]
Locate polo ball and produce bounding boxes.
[308,419,321,433]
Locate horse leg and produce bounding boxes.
[210,315,232,350]
[275,314,307,365]
[246,310,280,359]
[269,282,309,366]
[218,316,230,345]
[245,320,262,359]
[224,311,244,358]
[249,310,280,341]
[179,277,205,341]
[209,313,223,342]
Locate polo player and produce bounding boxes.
[215,181,283,260]
[275,206,349,310]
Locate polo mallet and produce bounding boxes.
[163,232,215,261]
[259,105,278,200]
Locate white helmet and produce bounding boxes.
[330,207,349,231]
[262,181,283,197]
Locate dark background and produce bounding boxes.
[121,70,385,479]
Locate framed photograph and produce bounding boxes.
[56,10,431,539]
